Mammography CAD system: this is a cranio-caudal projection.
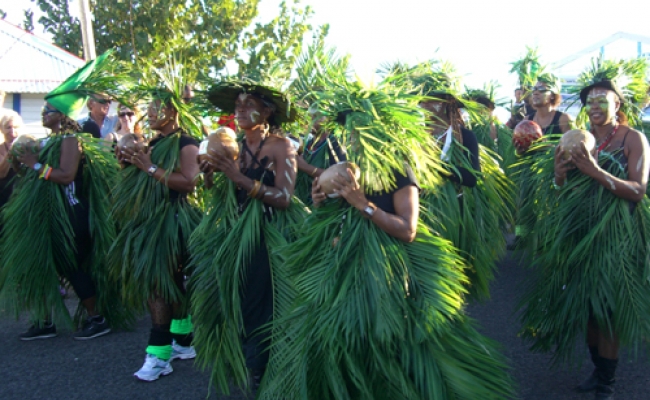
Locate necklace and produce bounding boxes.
[594,123,619,153]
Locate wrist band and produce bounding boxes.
[553,176,564,190]
[39,165,52,180]
[248,180,262,198]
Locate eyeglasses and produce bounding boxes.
[531,86,551,93]
[119,112,135,118]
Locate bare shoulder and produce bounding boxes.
[623,127,649,149]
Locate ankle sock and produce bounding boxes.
[171,316,193,347]
[146,345,172,361]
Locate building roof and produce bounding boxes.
[0,20,85,94]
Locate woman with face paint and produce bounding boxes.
[516,58,650,400]
[190,80,305,394]
[523,73,573,137]
[109,76,203,381]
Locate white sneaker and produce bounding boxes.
[169,340,196,361]
[133,354,173,382]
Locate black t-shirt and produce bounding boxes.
[366,165,419,215]
[148,133,199,201]
[81,119,101,139]
[448,127,480,188]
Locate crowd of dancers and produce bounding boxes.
[0,47,649,400]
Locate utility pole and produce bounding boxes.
[78,0,96,60]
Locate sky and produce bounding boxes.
[3,0,650,99]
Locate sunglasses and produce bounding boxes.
[119,111,135,117]
[42,106,60,114]
[531,86,551,93]
[93,98,112,105]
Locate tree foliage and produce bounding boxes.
[29,0,324,80]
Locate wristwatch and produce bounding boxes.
[362,203,377,219]
[33,162,43,172]
[147,164,158,177]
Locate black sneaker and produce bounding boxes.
[73,316,111,341]
[19,323,57,341]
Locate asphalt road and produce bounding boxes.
[1,250,649,400]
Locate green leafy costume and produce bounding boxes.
[259,76,513,399]
[516,56,650,367]
[0,51,134,329]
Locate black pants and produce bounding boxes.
[60,203,96,301]
[240,235,274,371]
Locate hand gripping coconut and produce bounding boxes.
[197,126,239,164]
[558,129,596,161]
[318,161,361,198]
[117,134,147,165]
[10,134,39,159]
[117,133,146,153]
[512,120,543,152]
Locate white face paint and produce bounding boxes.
[636,155,644,173]
[250,111,260,124]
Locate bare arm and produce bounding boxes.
[365,185,418,243]
[297,154,323,178]
[214,138,297,210]
[564,129,649,203]
[17,136,80,185]
[559,113,573,134]
[148,144,200,194]
[313,169,419,243]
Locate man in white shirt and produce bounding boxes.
[77,94,118,138]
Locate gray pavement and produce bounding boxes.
[1,251,649,399]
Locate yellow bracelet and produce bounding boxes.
[248,180,262,198]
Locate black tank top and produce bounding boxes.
[529,110,567,135]
[236,138,276,216]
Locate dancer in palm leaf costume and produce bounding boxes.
[258,75,513,400]
[523,73,572,137]
[506,46,542,129]
[190,79,306,394]
[295,106,347,204]
[0,51,132,341]
[465,84,516,172]
[404,63,514,300]
[516,57,650,400]
[109,64,203,381]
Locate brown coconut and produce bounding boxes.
[117,133,146,152]
[318,161,361,198]
[10,134,38,157]
[197,127,239,164]
[558,129,596,160]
